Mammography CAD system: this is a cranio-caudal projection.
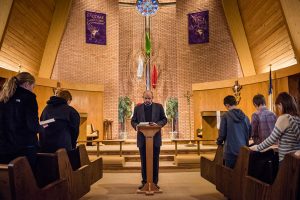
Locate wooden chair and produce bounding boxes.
[86,124,99,145]
[1,156,69,200]
[77,144,103,184]
[244,151,300,200]
[200,145,223,184]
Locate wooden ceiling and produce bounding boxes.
[0,0,298,76]
[0,0,55,74]
[238,0,297,73]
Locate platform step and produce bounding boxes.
[86,148,216,156]
[124,155,175,162]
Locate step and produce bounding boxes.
[124,139,174,145]
[86,148,216,156]
[124,155,174,162]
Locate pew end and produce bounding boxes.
[77,144,103,184]
[200,145,223,184]
[215,146,251,200]
[55,149,91,200]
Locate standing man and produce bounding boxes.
[131,90,167,190]
[217,95,251,168]
[39,90,80,152]
[251,94,276,144]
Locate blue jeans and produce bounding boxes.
[225,159,236,169]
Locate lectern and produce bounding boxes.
[137,124,162,195]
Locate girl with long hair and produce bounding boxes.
[0,72,40,169]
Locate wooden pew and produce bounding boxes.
[54,149,91,200]
[0,164,11,200]
[215,146,251,200]
[77,144,103,184]
[1,156,69,200]
[200,145,223,184]
[244,151,300,200]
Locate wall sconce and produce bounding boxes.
[232,80,242,104]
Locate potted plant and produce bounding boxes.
[166,97,178,139]
[118,96,132,139]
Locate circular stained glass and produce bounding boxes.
[136,0,159,16]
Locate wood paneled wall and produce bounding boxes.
[192,65,300,139]
[237,0,296,73]
[0,68,104,140]
[0,0,55,74]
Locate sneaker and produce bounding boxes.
[154,184,160,189]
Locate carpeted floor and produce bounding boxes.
[81,172,226,200]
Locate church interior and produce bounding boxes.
[0,0,300,199]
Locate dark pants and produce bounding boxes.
[139,145,160,184]
[225,158,237,169]
[0,146,37,171]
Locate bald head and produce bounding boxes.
[143,90,153,106]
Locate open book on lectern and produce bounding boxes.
[138,122,158,126]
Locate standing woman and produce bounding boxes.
[0,72,40,169]
[250,92,300,162]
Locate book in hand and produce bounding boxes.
[39,118,55,126]
[138,122,157,126]
[138,122,149,126]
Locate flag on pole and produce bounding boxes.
[137,55,143,79]
[268,65,273,111]
[151,64,158,89]
[145,32,151,56]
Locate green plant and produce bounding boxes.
[196,128,203,133]
[166,97,178,132]
[118,96,132,132]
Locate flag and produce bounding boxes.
[151,64,158,89]
[268,66,273,111]
[145,32,151,56]
[137,55,143,79]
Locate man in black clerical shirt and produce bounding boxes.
[131,90,167,190]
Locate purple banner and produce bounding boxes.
[85,11,106,45]
[188,11,209,44]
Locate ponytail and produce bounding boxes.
[0,77,18,103]
[0,72,35,103]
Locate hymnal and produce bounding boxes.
[39,118,55,126]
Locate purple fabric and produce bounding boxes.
[251,107,277,144]
[188,11,209,44]
[85,11,106,45]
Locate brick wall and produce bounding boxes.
[52,0,119,137]
[119,5,178,139]
[176,0,242,139]
[53,0,242,140]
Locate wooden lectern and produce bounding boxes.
[137,124,162,195]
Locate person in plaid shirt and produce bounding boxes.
[251,94,277,144]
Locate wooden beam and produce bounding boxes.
[38,0,72,78]
[0,0,13,47]
[280,0,300,63]
[222,0,256,77]
[192,63,300,91]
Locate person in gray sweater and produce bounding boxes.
[217,95,251,168]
